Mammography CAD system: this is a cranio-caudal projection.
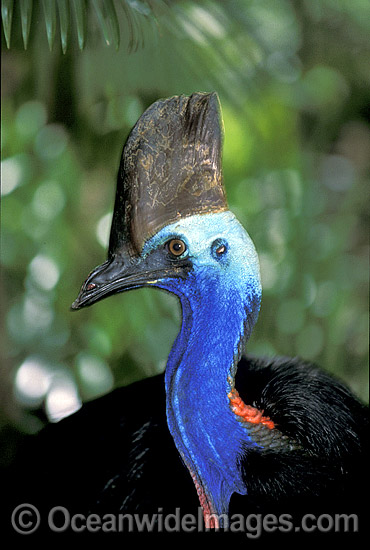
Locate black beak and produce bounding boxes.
[71,251,190,311]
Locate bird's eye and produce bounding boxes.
[215,244,226,256]
[168,239,187,257]
[211,239,228,260]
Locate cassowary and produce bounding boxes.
[4,93,368,540]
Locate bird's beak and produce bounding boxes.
[71,252,185,311]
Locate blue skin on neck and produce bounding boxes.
[142,211,262,522]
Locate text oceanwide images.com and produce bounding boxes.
[10,504,360,537]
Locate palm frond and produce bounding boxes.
[20,0,32,49]
[57,0,70,54]
[1,0,14,48]
[92,0,120,50]
[42,0,57,51]
[71,0,87,50]
[1,0,158,52]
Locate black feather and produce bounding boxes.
[3,355,367,541]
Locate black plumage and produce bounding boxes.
[3,356,368,541]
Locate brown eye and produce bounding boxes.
[211,239,228,260]
[168,239,186,257]
[216,244,226,256]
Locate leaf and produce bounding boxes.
[126,0,151,17]
[119,0,141,52]
[71,0,87,50]
[1,0,14,48]
[92,0,120,50]
[20,0,33,50]
[42,0,57,51]
[57,0,70,54]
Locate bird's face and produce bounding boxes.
[142,211,261,303]
[72,211,261,314]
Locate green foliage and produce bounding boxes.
[1,0,369,436]
[2,0,151,51]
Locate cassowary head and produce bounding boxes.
[72,92,261,342]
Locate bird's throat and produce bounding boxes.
[164,287,259,527]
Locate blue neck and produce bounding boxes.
[162,271,260,521]
[142,211,262,524]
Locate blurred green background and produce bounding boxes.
[1,0,369,459]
